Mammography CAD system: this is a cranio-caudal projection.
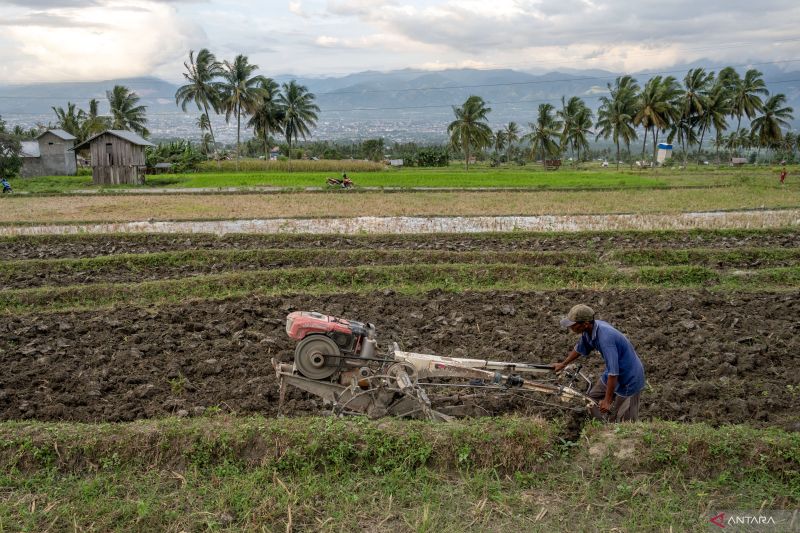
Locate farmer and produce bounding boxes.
[780,167,787,185]
[552,304,645,422]
[1,177,11,194]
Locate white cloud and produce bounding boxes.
[0,0,201,83]
[288,1,308,17]
[1,0,799,82]
[317,0,800,72]
[315,35,341,47]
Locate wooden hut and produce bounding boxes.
[73,130,154,185]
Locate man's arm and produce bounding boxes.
[600,375,618,413]
[553,350,581,373]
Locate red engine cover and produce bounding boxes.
[285,311,355,341]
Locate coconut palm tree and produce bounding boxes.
[558,96,593,167]
[106,85,149,137]
[197,113,210,134]
[717,67,740,92]
[731,69,768,154]
[782,131,798,161]
[679,68,713,164]
[276,80,319,161]
[81,98,110,140]
[751,93,794,160]
[523,103,562,169]
[247,78,285,161]
[220,54,268,168]
[667,115,699,167]
[698,83,731,165]
[503,121,520,165]
[492,129,507,162]
[682,68,713,119]
[726,128,753,159]
[634,75,680,166]
[51,102,86,139]
[175,49,224,159]
[595,76,639,170]
[447,95,492,171]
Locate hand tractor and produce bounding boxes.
[272,311,596,421]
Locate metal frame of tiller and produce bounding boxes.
[273,336,597,421]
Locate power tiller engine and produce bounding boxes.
[273,311,595,421]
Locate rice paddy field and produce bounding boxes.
[0,166,798,531]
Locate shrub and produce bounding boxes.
[195,159,384,173]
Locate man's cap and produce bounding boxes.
[560,304,595,328]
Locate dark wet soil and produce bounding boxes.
[1,289,797,430]
[2,230,799,260]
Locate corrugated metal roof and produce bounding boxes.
[20,141,40,158]
[106,130,155,147]
[73,129,155,151]
[37,129,76,141]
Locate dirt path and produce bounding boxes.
[1,289,797,430]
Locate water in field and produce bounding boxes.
[1,209,797,236]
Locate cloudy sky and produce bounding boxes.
[1,0,799,84]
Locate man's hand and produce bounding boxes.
[599,398,612,413]
[552,362,567,373]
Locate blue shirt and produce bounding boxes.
[574,320,645,397]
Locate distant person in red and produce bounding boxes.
[780,167,787,185]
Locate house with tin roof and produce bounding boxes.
[20,129,77,178]
[73,130,154,185]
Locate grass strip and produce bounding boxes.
[2,263,799,314]
[611,247,800,266]
[0,417,796,531]
[1,226,797,247]
[0,249,596,284]
[3,246,800,289]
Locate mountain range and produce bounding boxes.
[1,63,798,143]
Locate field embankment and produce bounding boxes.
[1,417,797,531]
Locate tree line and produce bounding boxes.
[5,63,798,172]
[2,85,147,145]
[174,49,319,168]
[28,49,318,170]
[449,67,796,170]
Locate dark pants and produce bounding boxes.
[587,377,640,422]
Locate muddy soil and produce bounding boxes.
[2,231,799,261]
[1,289,797,430]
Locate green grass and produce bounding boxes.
[0,249,596,284]
[0,227,796,248]
[0,416,796,531]
[2,263,799,314]
[8,164,794,193]
[3,246,800,289]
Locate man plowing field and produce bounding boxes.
[553,304,646,422]
[273,310,600,421]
